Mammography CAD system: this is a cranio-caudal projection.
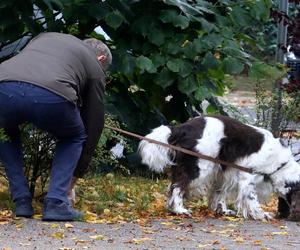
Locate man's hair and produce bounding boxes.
[83,38,112,70]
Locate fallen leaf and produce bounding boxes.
[51,223,60,228]
[19,243,31,246]
[234,237,244,243]
[271,231,288,235]
[125,238,152,245]
[89,234,104,240]
[142,229,155,234]
[51,232,65,239]
[198,244,212,248]
[65,223,74,229]
[253,240,262,246]
[82,228,97,233]
[161,221,173,226]
[75,240,91,244]
[33,214,42,219]
[15,223,23,229]
[103,209,111,215]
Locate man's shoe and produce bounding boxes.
[14,198,34,218]
[42,198,83,221]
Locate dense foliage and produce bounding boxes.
[0,0,279,133]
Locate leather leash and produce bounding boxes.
[104,125,253,174]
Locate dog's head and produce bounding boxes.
[275,156,300,220]
[282,181,300,221]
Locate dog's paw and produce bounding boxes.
[216,203,236,216]
[170,208,192,217]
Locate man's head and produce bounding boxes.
[83,38,112,71]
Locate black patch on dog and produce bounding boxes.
[277,197,291,219]
[210,115,264,169]
[168,117,206,195]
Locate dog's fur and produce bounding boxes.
[139,115,300,220]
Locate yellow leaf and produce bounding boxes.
[51,232,65,239]
[33,214,42,219]
[198,244,211,248]
[143,229,155,234]
[103,209,111,215]
[59,248,74,250]
[161,221,173,226]
[51,223,60,228]
[84,211,98,222]
[132,238,152,245]
[65,223,74,229]
[234,237,244,243]
[253,240,262,246]
[75,239,91,244]
[271,231,288,235]
[223,216,242,222]
[89,234,104,240]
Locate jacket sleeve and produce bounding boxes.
[73,79,105,178]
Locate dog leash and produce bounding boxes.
[104,125,253,174]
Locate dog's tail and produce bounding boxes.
[138,125,174,173]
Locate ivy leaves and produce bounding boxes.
[0,0,275,126]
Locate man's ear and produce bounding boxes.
[97,55,107,63]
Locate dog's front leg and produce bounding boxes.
[167,164,191,216]
[167,183,191,216]
[236,176,272,220]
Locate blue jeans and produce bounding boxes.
[0,81,86,203]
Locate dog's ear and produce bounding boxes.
[168,126,184,145]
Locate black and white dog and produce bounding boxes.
[139,115,300,220]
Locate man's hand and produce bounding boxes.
[67,176,78,206]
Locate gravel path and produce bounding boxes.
[0,217,300,249]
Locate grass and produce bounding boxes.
[0,173,278,223]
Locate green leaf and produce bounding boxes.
[179,61,193,78]
[166,59,183,73]
[148,27,165,46]
[194,85,211,101]
[117,53,136,76]
[249,0,271,22]
[230,6,252,27]
[178,75,198,95]
[88,2,109,20]
[160,10,189,29]
[155,67,174,89]
[136,56,157,73]
[151,54,166,68]
[205,104,217,114]
[223,57,244,75]
[105,10,125,30]
[199,18,215,33]
[202,52,219,69]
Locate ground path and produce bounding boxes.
[1,217,300,249]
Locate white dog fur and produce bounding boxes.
[139,115,300,220]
